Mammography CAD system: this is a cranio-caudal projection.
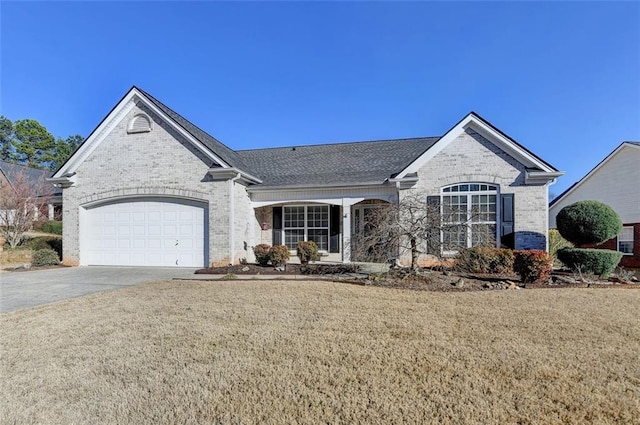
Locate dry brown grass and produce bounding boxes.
[2,280,639,424]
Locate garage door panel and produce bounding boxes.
[83,200,205,267]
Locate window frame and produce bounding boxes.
[440,183,500,254]
[282,205,330,251]
[617,226,634,255]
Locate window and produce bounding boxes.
[618,226,634,255]
[441,183,498,251]
[283,205,329,251]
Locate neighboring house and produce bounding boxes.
[50,86,562,267]
[549,142,640,268]
[0,160,62,222]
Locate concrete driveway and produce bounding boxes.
[0,266,202,313]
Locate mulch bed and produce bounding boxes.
[195,264,639,292]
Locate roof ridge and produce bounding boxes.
[236,136,440,153]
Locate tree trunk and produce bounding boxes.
[410,237,418,270]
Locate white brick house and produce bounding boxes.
[50,87,562,267]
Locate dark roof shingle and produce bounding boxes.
[237,137,439,188]
[0,160,60,196]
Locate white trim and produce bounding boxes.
[550,142,639,207]
[440,183,500,253]
[53,99,136,178]
[282,204,330,251]
[134,92,230,168]
[53,88,230,179]
[209,167,262,185]
[252,198,358,209]
[396,113,559,179]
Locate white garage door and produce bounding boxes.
[82,199,206,267]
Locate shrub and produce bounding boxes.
[269,245,290,267]
[513,250,553,283]
[20,236,63,259]
[36,220,63,235]
[456,246,514,274]
[32,248,60,266]
[296,241,319,264]
[548,229,573,267]
[253,244,271,266]
[557,247,623,278]
[556,201,622,245]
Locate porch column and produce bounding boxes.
[342,200,351,263]
[48,203,55,220]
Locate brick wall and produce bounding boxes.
[62,101,238,266]
[398,128,549,264]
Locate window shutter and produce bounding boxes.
[500,194,514,249]
[272,206,282,246]
[329,205,340,253]
[426,196,441,255]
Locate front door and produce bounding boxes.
[351,204,388,262]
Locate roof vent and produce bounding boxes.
[127,113,152,134]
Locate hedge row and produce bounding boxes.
[456,246,553,283]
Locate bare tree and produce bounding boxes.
[352,192,496,270]
[0,166,53,248]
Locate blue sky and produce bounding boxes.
[1,1,638,197]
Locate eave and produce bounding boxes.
[525,170,564,185]
[208,167,262,185]
[47,173,77,188]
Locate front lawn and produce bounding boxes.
[1,280,639,424]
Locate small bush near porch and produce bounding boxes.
[1,281,638,424]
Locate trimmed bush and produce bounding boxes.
[253,244,271,266]
[556,201,622,245]
[20,237,63,259]
[514,250,553,283]
[456,246,514,274]
[296,241,319,264]
[32,248,60,266]
[36,220,63,235]
[269,245,290,267]
[557,247,623,278]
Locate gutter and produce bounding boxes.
[208,167,262,185]
[524,170,564,185]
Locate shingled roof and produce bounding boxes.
[0,160,61,197]
[136,87,253,173]
[237,137,439,188]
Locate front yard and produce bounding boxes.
[1,280,639,424]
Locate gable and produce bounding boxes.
[549,142,640,225]
[394,112,561,185]
[51,87,256,184]
[72,103,218,193]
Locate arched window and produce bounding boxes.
[127,113,152,134]
[441,183,498,251]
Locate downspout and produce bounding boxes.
[229,173,242,265]
[545,177,559,253]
